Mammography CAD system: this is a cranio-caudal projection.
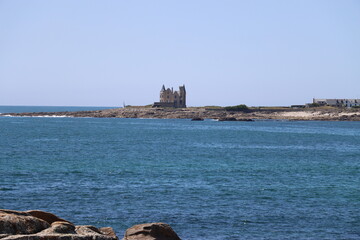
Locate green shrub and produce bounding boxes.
[224,104,249,112]
[308,103,320,107]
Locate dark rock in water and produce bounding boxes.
[218,117,237,121]
[0,209,118,240]
[218,117,254,122]
[237,118,254,122]
[123,222,181,240]
[191,117,204,121]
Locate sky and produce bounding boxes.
[0,0,359,107]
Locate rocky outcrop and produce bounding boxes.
[0,209,118,240]
[0,210,182,240]
[122,223,181,240]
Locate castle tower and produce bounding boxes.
[179,85,186,108]
[160,85,166,102]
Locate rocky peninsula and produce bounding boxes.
[1,106,360,121]
[0,209,181,240]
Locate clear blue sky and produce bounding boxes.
[1,0,359,107]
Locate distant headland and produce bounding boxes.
[1,105,360,121]
[1,85,360,121]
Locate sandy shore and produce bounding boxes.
[1,107,360,121]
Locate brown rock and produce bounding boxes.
[75,225,101,235]
[0,209,118,240]
[99,227,118,238]
[123,223,181,240]
[26,210,73,225]
[0,209,50,235]
[2,234,114,240]
[40,221,76,234]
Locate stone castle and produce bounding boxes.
[153,85,186,108]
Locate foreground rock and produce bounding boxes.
[0,210,182,240]
[0,210,50,235]
[123,223,181,240]
[0,209,118,240]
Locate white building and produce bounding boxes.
[313,98,360,108]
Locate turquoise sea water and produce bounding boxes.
[0,105,116,113]
[1,106,360,239]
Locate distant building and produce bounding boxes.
[153,85,186,108]
[313,98,360,108]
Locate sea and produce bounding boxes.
[1,106,359,240]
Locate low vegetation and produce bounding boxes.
[203,106,224,110]
[307,103,321,107]
[224,104,250,112]
[203,105,223,109]
[125,105,153,108]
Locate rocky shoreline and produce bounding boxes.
[1,107,360,121]
[0,209,181,240]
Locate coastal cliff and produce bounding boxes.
[1,107,360,121]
